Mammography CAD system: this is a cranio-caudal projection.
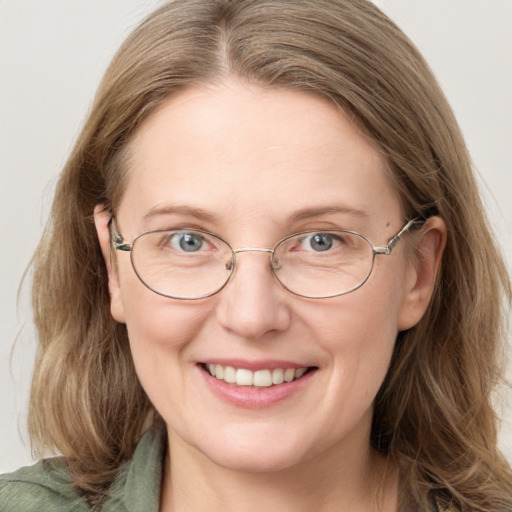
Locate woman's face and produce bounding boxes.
[97,80,431,473]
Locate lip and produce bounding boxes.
[197,361,317,409]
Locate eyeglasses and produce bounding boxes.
[110,218,420,300]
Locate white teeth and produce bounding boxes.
[294,368,307,379]
[223,366,236,384]
[284,368,295,382]
[253,370,272,387]
[236,368,253,386]
[272,368,284,385]
[215,364,224,380]
[206,364,310,387]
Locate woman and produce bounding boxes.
[1,0,510,510]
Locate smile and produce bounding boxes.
[204,364,311,387]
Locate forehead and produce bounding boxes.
[119,80,401,235]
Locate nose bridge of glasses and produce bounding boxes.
[226,247,277,272]
[233,247,274,255]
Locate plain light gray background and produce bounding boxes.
[1,0,511,473]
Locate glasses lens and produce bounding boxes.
[131,229,233,299]
[273,230,374,298]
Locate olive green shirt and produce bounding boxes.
[1,427,453,511]
[0,427,164,511]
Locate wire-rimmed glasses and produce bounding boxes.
[110,218,420,300]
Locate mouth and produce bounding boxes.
[200,363,316,388]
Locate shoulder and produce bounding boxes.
[0,459,91,511]
[0,426,165,512]
[103,425,165,511]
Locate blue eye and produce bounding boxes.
[171,232,205,252]
[308,233,333,251]
[299,233,338,252]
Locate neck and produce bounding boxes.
[160,429,399,512]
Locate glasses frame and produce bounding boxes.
[109,218,421,300]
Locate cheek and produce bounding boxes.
[321,300,398,390]
[115,260,204,342]
[115,268,211,390]
[307,269,406,394]
[123,293,209,363]
[312,279,403,352]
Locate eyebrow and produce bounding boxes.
[143,204,218,224]
[142,204,369,226]
[288,206,370,223]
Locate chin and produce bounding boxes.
[177,422,314,474]
[203,444,306,474]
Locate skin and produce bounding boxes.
[95,79,446,512]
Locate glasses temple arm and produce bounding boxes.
[108,217,132,251]
[373,218,422,255]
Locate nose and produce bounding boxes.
[215,250,292,340]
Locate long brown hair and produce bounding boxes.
[29,1,511,509]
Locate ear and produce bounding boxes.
[397,216,446,331]
[94,204,126,323]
